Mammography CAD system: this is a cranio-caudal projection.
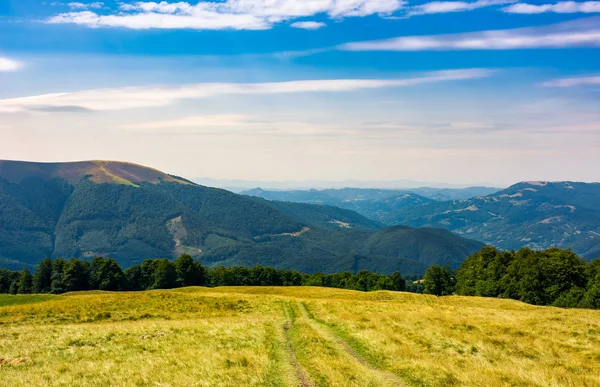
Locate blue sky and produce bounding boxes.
[1,1,600,186]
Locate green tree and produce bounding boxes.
[174,254,205,287]
[123,264,144,291]
[50,258,67,294]
[141,259,159,290]
[0,269,14,293]
[89,257,125,291]
[63,259,90,292]
[17,269,34,294]
[423,265,455,296]
[390,272,406,292]
[152,259,178,289]
[33,258,54,293]
[8,278,18,295]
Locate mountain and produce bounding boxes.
[194,177,499,192]
[0,160,485,274]
[384,181,600,260]
[246,197,384,231]
[242,187,500,222]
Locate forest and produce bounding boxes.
[1,247,599,309]
[0,255,407,295]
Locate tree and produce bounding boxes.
[0,269,13,293]
[174,254,205,287]
[423,265,455,296]
[89,257,125,291]
[50,258,67,294]
[33,258,53,293]
[63,259,90,292]
[17,269,34,294]
[141,259,159,290]
[152,259,178,289]
[390,272,406,292]
[123,265,144,291]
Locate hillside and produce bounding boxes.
[1,287,598,386]
[243,186,499,222]
[246,196,384,231]
[0,160,484,273]
[384,181,600,259]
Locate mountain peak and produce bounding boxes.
[0,159,191,186]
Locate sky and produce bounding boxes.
[1,0,600,187]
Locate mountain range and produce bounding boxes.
[0,160,484,274]
[241,187,501,224]
[245,182,600,260]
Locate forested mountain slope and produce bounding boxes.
[385,182,600,259]
[0,160,485,273]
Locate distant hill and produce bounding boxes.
[384,181,600,260]
[242,187,500,222]
[0,160,485,274]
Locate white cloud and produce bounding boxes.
[541,75,600,87]
[121,114,257,130]
[67,1,103,9]
[0,69,493,113]
[340,17,600,51]
[290,21,326,30]
[49,10,270,30]
[0,57,22,71]
[408,0,516,16]
[48,0,405,30]
[503,1,600,14]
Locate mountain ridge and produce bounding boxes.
[0,159,189,186]
[0,160,485,274]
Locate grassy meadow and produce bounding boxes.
[0,288,599,386]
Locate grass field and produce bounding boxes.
[1,288,599,386]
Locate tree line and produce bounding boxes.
[2,247,598,310]
[421,247,600,309]
[0,255,406,295]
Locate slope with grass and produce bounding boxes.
[0,287,598,386]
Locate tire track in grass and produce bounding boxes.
[298,301,406,387]
[282,302,315,387]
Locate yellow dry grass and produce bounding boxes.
[0,287,598,386]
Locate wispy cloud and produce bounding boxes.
[0,69,493,113]
[67,2,104,10]
[541,75,600,87]
[48,0,404,30]
[290,21,326,30]
[340,17,600,51]
[120,114,258,130]
[0,57,22,71]
[503,1,600,14]
[407,0,516,17]
[119,114,357,137]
